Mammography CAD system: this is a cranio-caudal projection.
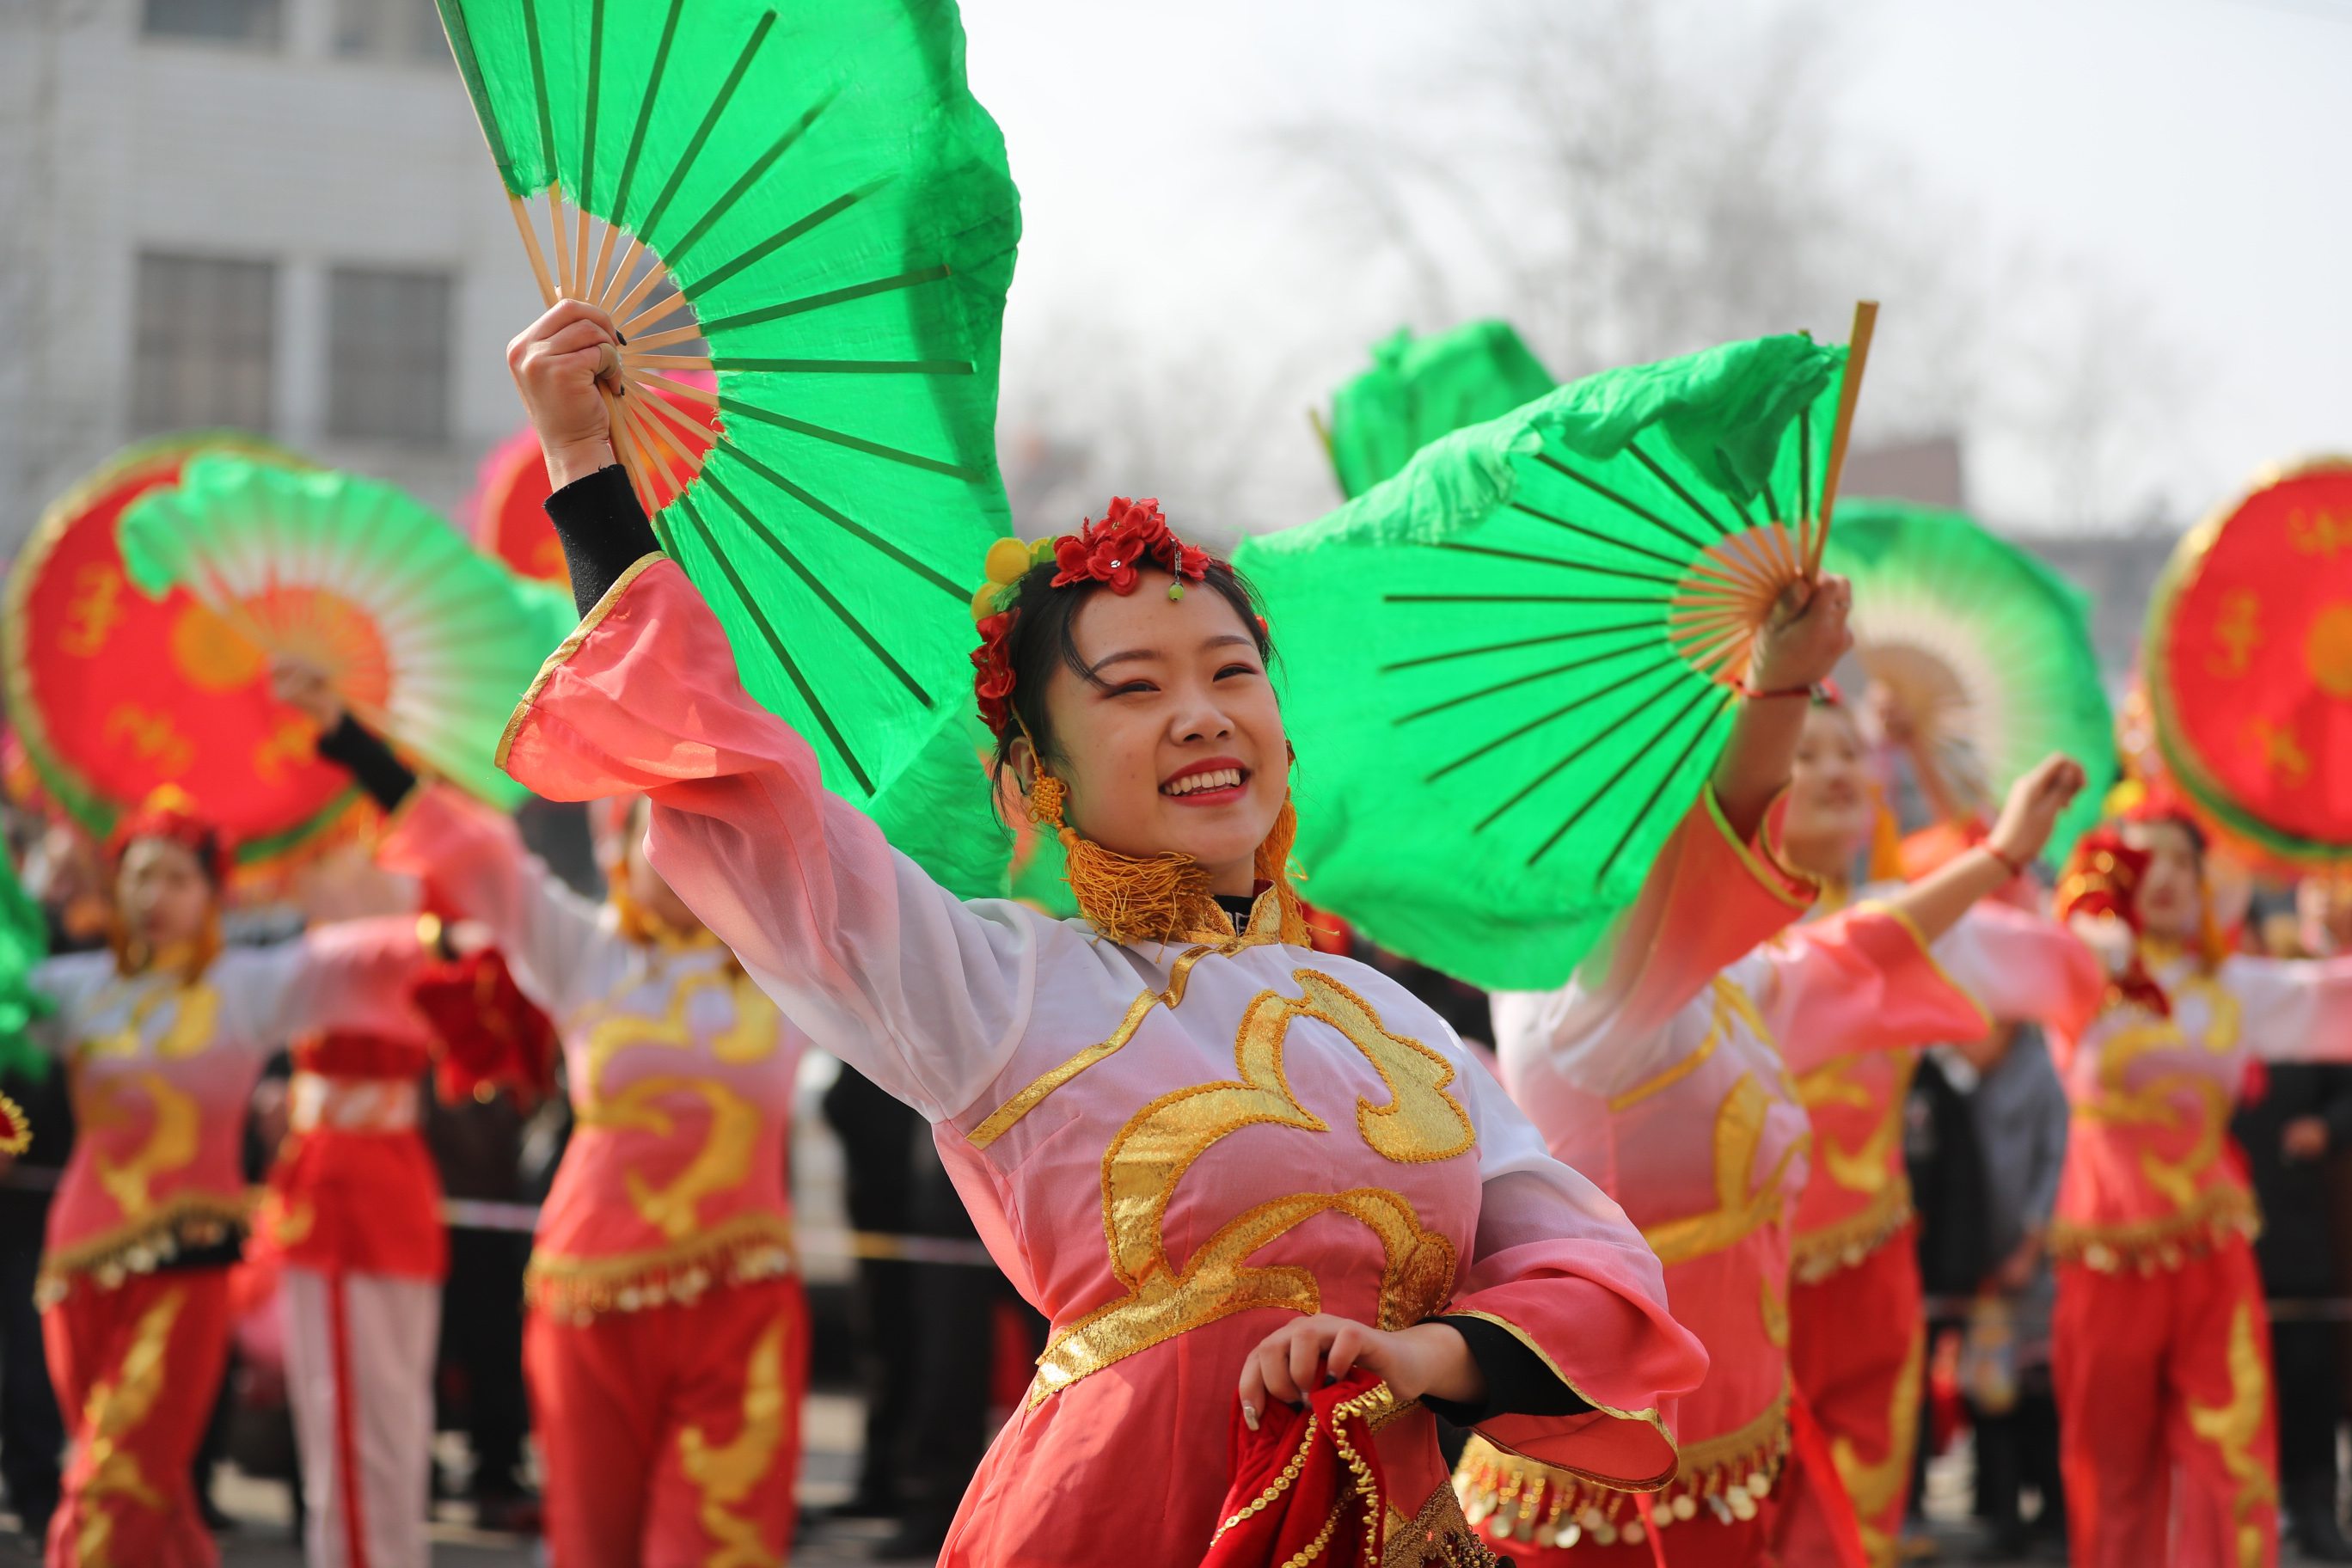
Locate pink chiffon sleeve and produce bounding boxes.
[498,557,1038,1121]
[1498,787,1813,1098]
[1762,903,1996,1078]
[2220,952,2352,1063]
[230,916,432,1043]
[1442,1056,1706,1481]
[1929,901,2106,1039]
[377,784,609,1017]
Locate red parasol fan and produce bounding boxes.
[459,374,720,590]
[2147,460,2352,864]
[1,435,373,882]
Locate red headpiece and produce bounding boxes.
[108,786,229,886]
[968,499,1215,742]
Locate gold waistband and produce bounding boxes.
[2049,1184,2258,1274]
[526,1210,796,1322]
[37,1191,253,1308]
[1791,1179,1914,1284]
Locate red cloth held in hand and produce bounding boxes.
[409,948,557,1107]
[1200,1368,1394,1568]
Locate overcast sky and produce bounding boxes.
[960,0,2352,531]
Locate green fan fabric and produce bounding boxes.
[863,705,1012,902]
[117,457,573,811]
[1327,322,1555,499]
[1235,334,1847,991]
[0,853,52,1083]
[437,0,1020,814]
[1825,499,2115,858]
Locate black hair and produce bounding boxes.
[984,556,1275,816]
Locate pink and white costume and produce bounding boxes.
[493,555,1711,1568]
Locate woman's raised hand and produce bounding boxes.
[1988,752,2086,869]
[1747,571,1855,694]
[505,299,623,490]
[1234,1314,1484,1431]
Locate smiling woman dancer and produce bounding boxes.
[489,297,1711,1567]
[1461,678,2092,1568]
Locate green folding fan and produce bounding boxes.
[1324,322,1556,499]
[116,456,576,811]
[1824,499,2115,859]
[1235,310,1874,991]
[0,854,52,1084]
[434,0,1021,816]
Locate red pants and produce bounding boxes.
[2055,1239,2278,1568]
[41,1268,231,1568]
[525,1276,808,1568]
[1783,1228,1923,1567]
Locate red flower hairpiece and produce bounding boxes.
[109,785,229,885]
[1051,498,1209,595]
[966,499,1217,742]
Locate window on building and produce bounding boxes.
[328,266,454,446]
[335,0,450,64]
[130,253,276,436]
[142,0,282,45]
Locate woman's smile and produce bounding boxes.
[1161,757,1251,804]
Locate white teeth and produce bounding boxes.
[1164,767,1242,797]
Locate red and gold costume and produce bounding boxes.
[258,1024,446,1568]
[30,922,428,1568]
[487,553,1710,1568]
[383,783,806,1568]
[1467,796,2097,1565]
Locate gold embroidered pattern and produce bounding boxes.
[1029,968,1471,1406]
[1640,1073,1802,1267]
[1797,1051,1917,1196]
[86,1072,199,1218]
[1607,977,1771,1114]
[677,1316,788,1568]
[2186,1303,2276,1568]
[1761,1274,1789,1349]
[579,971,779,1108]
[579,1075,762,1241]
[83,980,219,1063]
[1832,1319,1924,1568]
[1384,1479,1504,1568]
[75,1284,185,1568]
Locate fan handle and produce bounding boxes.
[1809,299,1879,578]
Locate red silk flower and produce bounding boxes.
[971,609,1020,734]
[1050,497,1207,594]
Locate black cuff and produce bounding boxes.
[315,713,418,813]
[1417,1315,1592,1426]
[545,464,661,616]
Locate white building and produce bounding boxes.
[0,0,546,553]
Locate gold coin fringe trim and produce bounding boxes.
[525,1213,796,1323]
[1455,1410,1791,1552]
[1791,1189,1914,1284]
[36,1195,251,1308]
[2047,1185,2257,1275]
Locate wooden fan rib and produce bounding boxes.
[616,398,687,501]
[660,95,842,273]
[599,234,651,317]
[622,321,706,352]
[1521,680,1720,861]
[506,195,559,309]
[1435,541,1682,592]
[576,0,606,299]
[631,12,776,250]
[1469,663,1690,833]
[1430,653,1684,784]
[1394,639,1662,725]
[699,469,932,704]
[720,441,970,601]
[1624,441,1734,539]
[1504,500,1698,576]
[1549,686,1730,874]
[632,379,718,446]
[671,494,875,796]
[603,0,685,244]
[719,395,983,481]
[546,186,575,301]
[1531,454,1712,556]
[623,352,714,374]
[1816,303,1879,576]
[679,183,880,298]
[714,358,972,377]
[638,370,720,406]
[599,385,657,513]
[1383,592,1663,608]
[518,0,560,207]
[699,266,953,337]
[617,284,696,341]
[1381,620,1662,674]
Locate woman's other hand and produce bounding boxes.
[269,655,345,731]
[1234,1314,1485,1431]
[505,299,622,489]
[1987,752,2086,870]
